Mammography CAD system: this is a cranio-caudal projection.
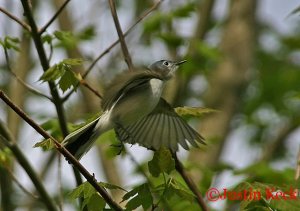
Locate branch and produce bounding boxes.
[108,0,134,71]
[0,7,31,31]
[173,153,208,211]
[20,0,69,136]
[0,90,123,211]
[83,0,162,78]
[62,0,163,102]
[39,0,71,34]
[0,124,57,211]
[3,47,52,101]
[80,79,102,99]
[6,165,39,200]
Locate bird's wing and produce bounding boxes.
[101,70,161,111]
[115,98,205,152]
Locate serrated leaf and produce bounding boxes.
[59,69,80,92]
[34,138,55,151]
[122,186,139,202]
[123,184,153,210]
[175,106,218,117]
[170,179,195,202]
[69,182,96,200]
[138,184,153,209]
[69,183,85,199]
[148,148,175,177]
[125,195,140,210]
[39,64,64,82]
[86,193,106,211]
[98,182,127,192]
[62,58,84,66]
[54,30,78,49]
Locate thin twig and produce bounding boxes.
[0,7,31,31]
[39,0,71,34]
[0,90,123,211]
[108,0,134,71]
[62,0,163,102]
[6,167,39,199]
[173,153,208,211]
[80,80,102,99]
[3,48,52,101]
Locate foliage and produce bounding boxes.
[39,58,83,92]
[1,1,300,211]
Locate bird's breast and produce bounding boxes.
[149,78,164,98]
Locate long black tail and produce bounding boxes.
[62,117,101,159]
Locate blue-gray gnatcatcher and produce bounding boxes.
[63,60,204,159]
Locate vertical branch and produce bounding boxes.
[20,0,69,137]
[108,0,134,71]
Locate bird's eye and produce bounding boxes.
[163,61,169,66]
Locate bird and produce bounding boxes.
[62,60,205,159]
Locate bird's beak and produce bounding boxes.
[175,60,187,65]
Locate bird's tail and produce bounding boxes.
[62,116,103,160]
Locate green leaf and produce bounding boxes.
[41,119,63,140]
[0,148,12,168]
[34,138,55,151]
[138,184,153,210]
[122,186,139,202]
[42,34,53,44]
[78,26,96,40]
[98,182,127,192]
[86,193,106,211]
[62,58,84,66]
[158,33,183,48]
[54,30,78,49]
[269,197,300,211]
[59,69,80,92]
[123,184,153,210]
[170,179,195,202]
[175,106,218,117]
[69,182,96,200]
[3,36,20,51]
[39,64,64,82]
[172,2,196,18]
[148,148,175,177]
[69,182,106,211]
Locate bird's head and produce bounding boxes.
[148,60,187,80]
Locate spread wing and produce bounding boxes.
[101,70,161,111]
[115,98,205,152]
